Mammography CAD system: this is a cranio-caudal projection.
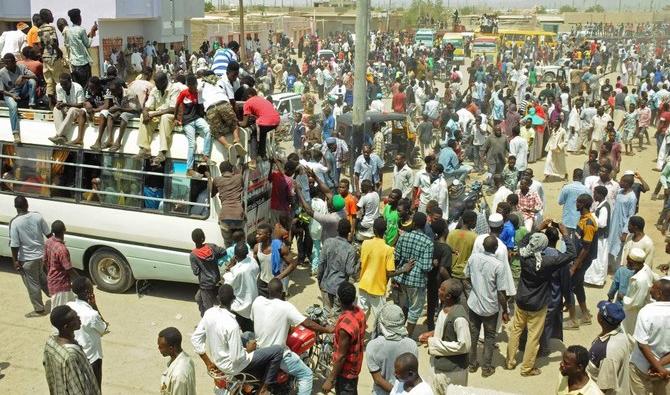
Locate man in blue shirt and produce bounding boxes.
[353,144,384,193]
[322,106,335,140]
[438,140,471,182]
[211,41,239,77]
[558,168,590,231]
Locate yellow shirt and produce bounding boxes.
[359,237,395,296]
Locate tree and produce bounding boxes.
[403,0,449,27]
[585,4,605,12]
[559,5,578,13]
[204,1,216,12]
[536,5,547,14]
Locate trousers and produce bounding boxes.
[506,306,548,374]
[20,259,49,312]
[138,114,175,152]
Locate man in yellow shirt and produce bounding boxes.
[358,217,413,322]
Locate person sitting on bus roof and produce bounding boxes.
[0,53,38,144]
[88,78,140,152]
[134,72,179,165]
[175,74,212,179]
[48,73,87,147]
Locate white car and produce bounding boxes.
[534,57,571,82]
[317,49,335,61]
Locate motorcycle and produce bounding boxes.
[447,180,489,227]
[211,305,333,395]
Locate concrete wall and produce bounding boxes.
[0,0,30,21]
[562,11,670,25]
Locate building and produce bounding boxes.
[0,0,204,75]
[190,12,311,57]
[0,1,30,32]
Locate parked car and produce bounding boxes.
[271,92,304,142]
[317,49,335,61]
[534,57,571,82]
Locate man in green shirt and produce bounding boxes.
[383,189,402,246]
[446,210,478,307]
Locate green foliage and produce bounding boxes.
[204,1,216,12]
[585,4,605,12]
[536,5,547,14]
[559,5,578,13]
[403,0,449,27]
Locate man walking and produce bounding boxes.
[318,219,357,314]
[44,220,78,307]
[10,196,51,317]
[44,305,101,394]
[158,327,196,395]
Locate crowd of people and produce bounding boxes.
[3,5,670,395]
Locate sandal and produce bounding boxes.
[108,143,121,152]
[521,368,542,377]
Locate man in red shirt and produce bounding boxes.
[657,102,670,155]
[322,282,366,394]
[176,74,212,178]
[239,87,280,162]
[44,220,79,308]
[18,47,43,79]
[392,85,407,113]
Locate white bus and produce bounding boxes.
[0,108,272,293]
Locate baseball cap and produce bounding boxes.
[597,300,625,326]
[332,194,345,211]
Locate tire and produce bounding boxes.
[89,248,135,293]
[542,71,556,82]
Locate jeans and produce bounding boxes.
[468,308,497,369]
[241,344,284,385]
[657,132,664,155]
[310,239,321,273]
[184,117,212,170]
[5,79,36,132]
[280,349,313,395]
[445,165,472,183]
[402,284,426,325]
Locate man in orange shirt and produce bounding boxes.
[392,85,407,113]
[26,14,41,47]
[338,179,358,242]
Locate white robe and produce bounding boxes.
[584,202,609,286]
[544,127,567,178]
[622,265,656,336]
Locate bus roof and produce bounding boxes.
[442,33,464,39]
[415,29,435,34]
[498,29,557,37]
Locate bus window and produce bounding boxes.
[143,160,165,211]
[189,164,210,218]
[101,154,143,208]
[12,145,51,196]
[165,160,190,215]
[1,145,16,192]
[81,152,102,203]
[51,149,77,200]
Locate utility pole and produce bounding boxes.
[239,0,245,61]
[352,0,369,170]
[386,0,391,32]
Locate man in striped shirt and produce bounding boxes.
[211,41,239,77]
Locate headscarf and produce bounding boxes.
[520,232,549,270]
[375,303,407,341]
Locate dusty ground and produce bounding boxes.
[1,67,668,394]
[1,142,667,394]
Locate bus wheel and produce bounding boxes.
[89,248,135,293]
